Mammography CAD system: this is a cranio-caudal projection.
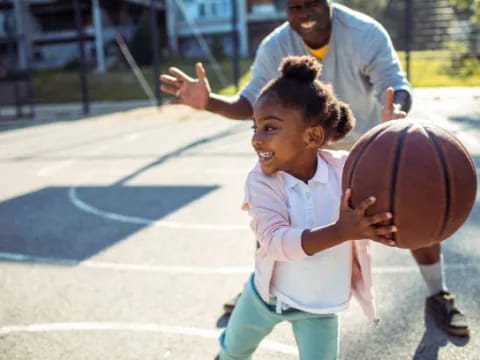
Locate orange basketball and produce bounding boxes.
[342,120,477,249]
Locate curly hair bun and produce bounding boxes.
[279,56,322,82]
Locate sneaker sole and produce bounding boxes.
[426,306,470,337]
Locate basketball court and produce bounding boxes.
[0,87,479,359]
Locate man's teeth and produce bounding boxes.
[300,21,316,29]
[259,152,273,159]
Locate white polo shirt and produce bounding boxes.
[271,154,352,314]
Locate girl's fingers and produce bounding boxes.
[356,196,376,214]
[366,212,392,225]
[341,188,352,210]
[168,67,191,82]
[371,235,397,247]
[373,225,398,236]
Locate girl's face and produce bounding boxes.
[252,95,321,182]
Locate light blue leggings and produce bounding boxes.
[218,274,339,360]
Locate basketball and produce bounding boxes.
[342,120,477,249]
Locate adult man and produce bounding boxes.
[160,0,469,337]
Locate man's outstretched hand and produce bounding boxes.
[160,62,211,110]
[381,87,407,123]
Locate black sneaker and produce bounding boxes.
[223,293,241,314]
[426,290,470,337]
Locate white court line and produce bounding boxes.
[0,251,476,275]
[68,187,249,231]
[37,159,75,177]
[0,322,297,356]
[123,133,141,142]
[37,144,111,177]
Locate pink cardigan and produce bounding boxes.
[242,149,377,322]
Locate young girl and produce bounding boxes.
[218,56,397,360]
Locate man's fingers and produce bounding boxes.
[160,74,182,87]
[160,84,180,96]
[381,87,395,123]
[382,87,395,112]
[168,67,191,82]
[196,62,207,84]
[168,98,183,105]
[391,110,407,120]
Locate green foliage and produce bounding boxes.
[337,0,389,18]
[442,41,480,77]
[451,0,480,21]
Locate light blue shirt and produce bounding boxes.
[240,4,412,142]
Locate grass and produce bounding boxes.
[32,51,480,104]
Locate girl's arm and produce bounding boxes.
[301,189,397,256]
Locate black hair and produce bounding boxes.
[257,55,355,142]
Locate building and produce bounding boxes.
[165,0,287,58]
[0,0,165,72]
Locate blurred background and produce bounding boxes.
[0,0,479,118]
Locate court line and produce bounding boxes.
[0,251,476,275]
[37,144,112,177]
[0,322,297,356]
[68,186,249,231]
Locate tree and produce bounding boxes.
[453,0,480,21]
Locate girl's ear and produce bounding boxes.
[304,126,325,149]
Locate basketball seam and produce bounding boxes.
[390,125,412,244]
[346,124,393,207]
[425,127,451,240]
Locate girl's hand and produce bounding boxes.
[160,62,211,110]
[336,189,397,246]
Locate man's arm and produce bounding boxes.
[362,21,413,115]
[206,94,253,120]
[160,62,253,120]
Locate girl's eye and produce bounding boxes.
[265,125,276,132]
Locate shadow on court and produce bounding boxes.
[412,309,470,360]
[0,185,219,262]
[449,115,480,131]
[0,102,153,133]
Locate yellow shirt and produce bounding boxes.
[306,43,329,60]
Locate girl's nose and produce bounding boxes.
[252,132,263,147]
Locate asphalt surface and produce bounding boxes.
[0,87,479,359]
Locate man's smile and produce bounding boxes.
[300,20,317,30]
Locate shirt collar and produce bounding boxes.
[282,154,329,189]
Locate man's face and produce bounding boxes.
[286,0,332,46]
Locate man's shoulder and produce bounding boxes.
[259,22,296,49]
[333,4,383,34]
